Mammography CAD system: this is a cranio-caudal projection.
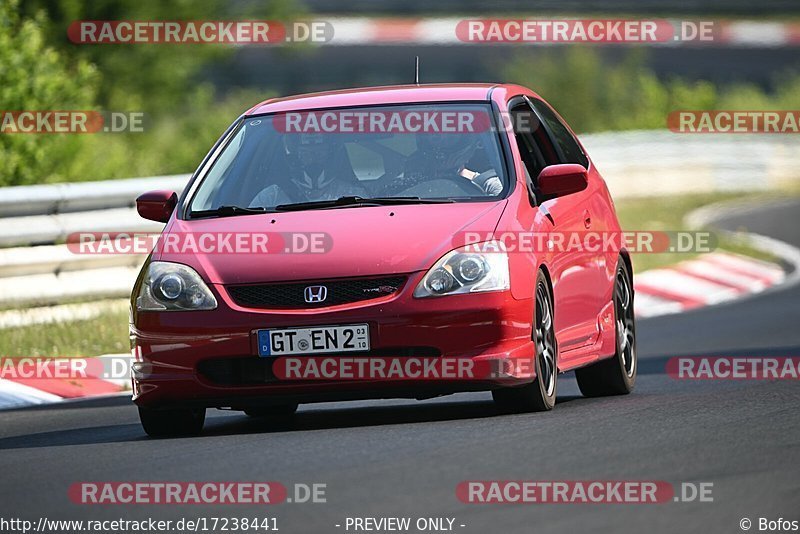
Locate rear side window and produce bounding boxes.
[530,99,589,168]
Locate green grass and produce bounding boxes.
[615,191,787,274]
[616,192,738,273]
[0,307,129,358]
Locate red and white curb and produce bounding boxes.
[0,354,131,410]
[634,251,785,318]
[321,18,800,47]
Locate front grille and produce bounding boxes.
[227,275,407,309]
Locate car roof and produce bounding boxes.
[246,83,530,115]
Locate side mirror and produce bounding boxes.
[536,164,588,201]
[136,190,177,223]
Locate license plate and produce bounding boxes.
[258,324,370,356]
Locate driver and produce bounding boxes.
[393,133,503,196]
[250,133,366,208]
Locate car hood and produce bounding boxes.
[160,201,507,284]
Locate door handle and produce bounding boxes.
[583,210,591,229]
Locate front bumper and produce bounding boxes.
[130,272,535,408]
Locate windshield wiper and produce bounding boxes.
[189,205,270,219]
[274,196,455,212]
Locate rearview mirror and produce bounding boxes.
[536,164,588,201]
[136,190,177,223]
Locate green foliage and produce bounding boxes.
[503,47,800,133]
[0,0,98,185]
[0,0,293,186]
[19,0,298,113]
[68,87,269,180]
[3,1,800,187]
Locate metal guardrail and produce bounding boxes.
[581,131,800,198]
[0,208,164,248]
[0,174,188,307]
[0,174,189,247]
[0,174,189,218]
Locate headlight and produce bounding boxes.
[414,240,510,298]
[136,261,217,311]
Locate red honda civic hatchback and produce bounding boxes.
[131,83,636,437]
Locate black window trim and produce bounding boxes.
[179,115,244,220]
[525,95,590,169]
[506,94,560,206]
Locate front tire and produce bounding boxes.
[138,406,205,437]
[493,271,557,412]
[575,259,637,397]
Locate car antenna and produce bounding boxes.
[414,56,420,86]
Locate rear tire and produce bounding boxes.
[138,406,205,437]
[492,271,557,413]
[575,259,637,397]
[244,404,299,418]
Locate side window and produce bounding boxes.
[190,124,247,210]
[510,102,558,193]
[510,103,542,183]
[530,99,589,167]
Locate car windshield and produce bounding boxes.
[188,103,508,214]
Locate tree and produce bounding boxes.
[0,0,98,185]
[19,0,299,113]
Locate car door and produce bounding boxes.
[530,97,610,350]
[511,97,601,353]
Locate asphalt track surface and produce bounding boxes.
[1,199,798,533]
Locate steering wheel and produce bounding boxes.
[458,169,500,194]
